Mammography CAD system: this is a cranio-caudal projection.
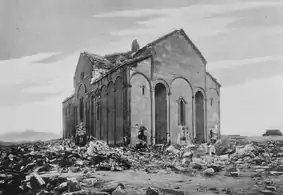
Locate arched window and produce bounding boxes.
[178,98,186,126]
[80,72,85,80]
[210,98,213,106]
[140,85,145,95]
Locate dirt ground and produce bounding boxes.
[40,166,283,195]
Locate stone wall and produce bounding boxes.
[130,60,152,145]
[152,32,207,143]
[206,73,221,138]
[129,31,210,144]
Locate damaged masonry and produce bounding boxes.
[62,29,221,146]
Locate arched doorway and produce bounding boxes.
[115,77,124,145]
[79,98,84,122]
[107,82,115,145]
[101,86,108,142]
[195,91,205,143]
[130,73,151,145]
[170,78,193,144]
[155,83,167,144]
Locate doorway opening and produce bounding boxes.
[155,83,167,144]
[195,91,205,143]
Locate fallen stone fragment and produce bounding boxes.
[274,165,283,172]
[264,180,273,185]
[90,192,110,195]
[265,186,276,191]
[101,182,124,194]
[269,171,283,175]
[166,145,180,155]
[146,187,161,195]
[207,165,222,172]
[54,182,68,194]
[63,190,88,195]
[260,189,274,195]
[36,190,50,195]
[219,154,229,161]
[21,162,36,173]
[203,168,215,176]
[181,158,191,166]
[67,177,81,192]
[81,178,98,188]
[208,187,219,193]
[111,185,127,195]
[228,168,240,177]
[30,173,46,190]
[191,163,202,170]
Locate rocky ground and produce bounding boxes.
[1,137,283,195]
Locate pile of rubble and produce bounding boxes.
[1,138,283,194]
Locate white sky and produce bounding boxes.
[1,0,283,136]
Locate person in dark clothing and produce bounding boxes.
[136,126,147,149]
[138,126,147,141]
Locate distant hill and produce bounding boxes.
[0,129,61,142]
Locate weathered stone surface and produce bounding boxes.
[101,182,124,194]
[145,187,161,195]
[203,168,215,176]
[111,185,127,195]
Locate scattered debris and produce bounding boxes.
[1,137,283,194]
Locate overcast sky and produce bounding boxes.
[0,0,283,136]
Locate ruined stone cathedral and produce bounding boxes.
[62,29,221,145]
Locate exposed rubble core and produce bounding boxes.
[1,137,283,195]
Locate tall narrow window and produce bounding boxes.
[141,85,145,95]
[210,98,213,106]
[80,72,84,80]
[178,98,186,126]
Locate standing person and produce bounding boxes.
[75,122,87,147]
[136,125,147,149]
[209,129,217,144]
[208,128,217,155]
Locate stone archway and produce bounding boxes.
[114,77,124,145]
[195,91,205,143]
[107,82,115,145]
[170,77,193,144]
[130,73,151,145]
[155,83,167,144]
[100,86,108,142]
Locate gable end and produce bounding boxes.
[134,29,207,65]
